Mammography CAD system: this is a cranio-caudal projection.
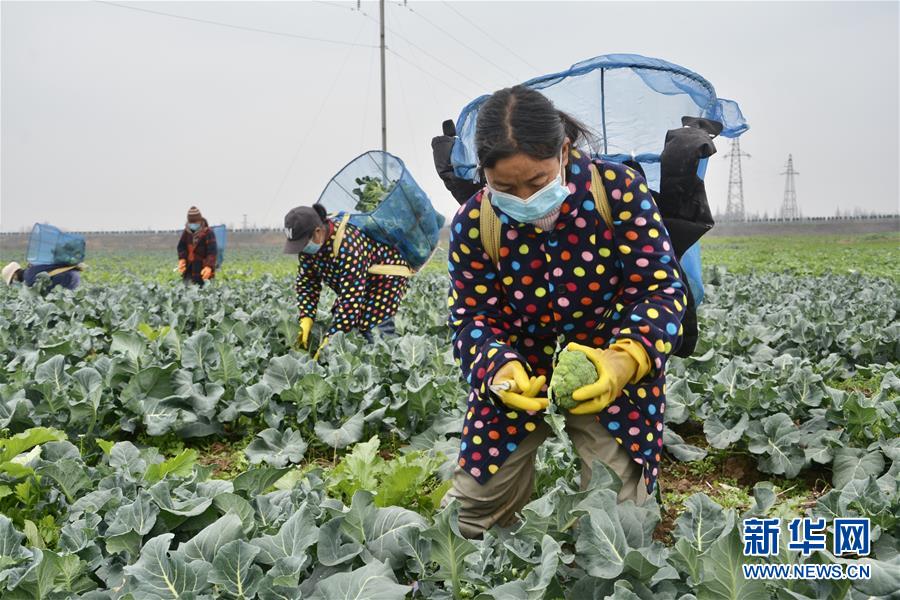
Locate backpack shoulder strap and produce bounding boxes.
[46,265,78,277]
[332,213,351,258]
[588,162,614,231]
[479,168,611,267]
[479,193,501,266]
[368,264,414,277]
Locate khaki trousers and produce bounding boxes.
[443,413,650,539]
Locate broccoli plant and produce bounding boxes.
[352,176,395,213]
[548,349,597,410]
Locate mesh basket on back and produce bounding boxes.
[317,151,445,270]
[451,53,748,190]
[211,225,226,268]
[26,223,86,266]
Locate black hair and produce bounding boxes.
[312,204,328,224]
[475,85,595,169]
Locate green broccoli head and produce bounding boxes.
[549,349,598,410]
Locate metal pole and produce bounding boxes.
[379,0,387,153]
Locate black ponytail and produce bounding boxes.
[475,85,596,169]
[312,203,328,224]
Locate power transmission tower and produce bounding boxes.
[242,214,248,230]
[723,138,751,221]
[780,154,800,220]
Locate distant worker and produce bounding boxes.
[177,206,217,285]
[284,204,410,356]
[3,261,83,291]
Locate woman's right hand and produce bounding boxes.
[297,317,314,349]
[491,361,548,412]
[177,259,187,274]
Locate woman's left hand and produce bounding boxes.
[566,341,648,415]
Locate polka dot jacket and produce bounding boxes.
[295,221,410,336]
[448,149,687,494]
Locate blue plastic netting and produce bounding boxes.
[317,151,446,270]
[26,223,85,266]
[680,243,705,304]
[211,224,226,268]
[451,53,748,190]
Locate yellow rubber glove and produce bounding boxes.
[201,266,213,280]
[178,259,187,274]
[313,336,329,361]
[566,339,651,415]
[297,317,314,349]
[491,361,548,412]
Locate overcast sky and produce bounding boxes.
[1,0,898,232]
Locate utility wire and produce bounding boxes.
[310,0,372,18]
[401,3,521,82]
[387,49,472,100]
[439,1,540,74]
[359,44,378,149]
[360,11,489,92]
[266,19,372,222]
[96,1,378,48]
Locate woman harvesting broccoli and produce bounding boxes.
[444,86,686,538]
[285,204,410,355]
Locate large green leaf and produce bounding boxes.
[314,412,364,449]
[421,500,476,592]
[34,355,67,394]
[219,382,273,421]
[123,533,212,599]
[209,539,264,599]
[244,428,307,468]
[232,467,291,497]
[250,503,319,566]
[308,560,409,600]
[181,331,216,371]
[35,459,91,502]
[341,491,426,568]
[0,428,66,463]
[575,494,628,579]
[105,490,159,537]
[263,355,303,393]
[745,413,806,478]
[831,447,885,489]
[177,512,244,564]
[696,529,768,600]
[327,436,383,501]
[703,414,749,449]
[673,494,732,554]
[144,449,198,483]
[0,514,31,571]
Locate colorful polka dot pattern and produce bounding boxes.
[448,151,686,493]
[296,222,409,335]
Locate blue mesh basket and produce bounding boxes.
[680,243,705,304]
[26,223,85,266]
[211,224,226,268]
[316,151,445,270]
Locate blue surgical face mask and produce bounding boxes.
[301,240,321,254]
[486,152,569,224]
[188,222,201,232]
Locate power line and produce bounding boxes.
[95,1,378,48]
[265,19,373,223]
[360,11,489,93]
[400,3,521,82]
[387,49,472,100]
[439,1,540,74]
[310,1,373,19]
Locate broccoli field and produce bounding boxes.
[0,233,898,599]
